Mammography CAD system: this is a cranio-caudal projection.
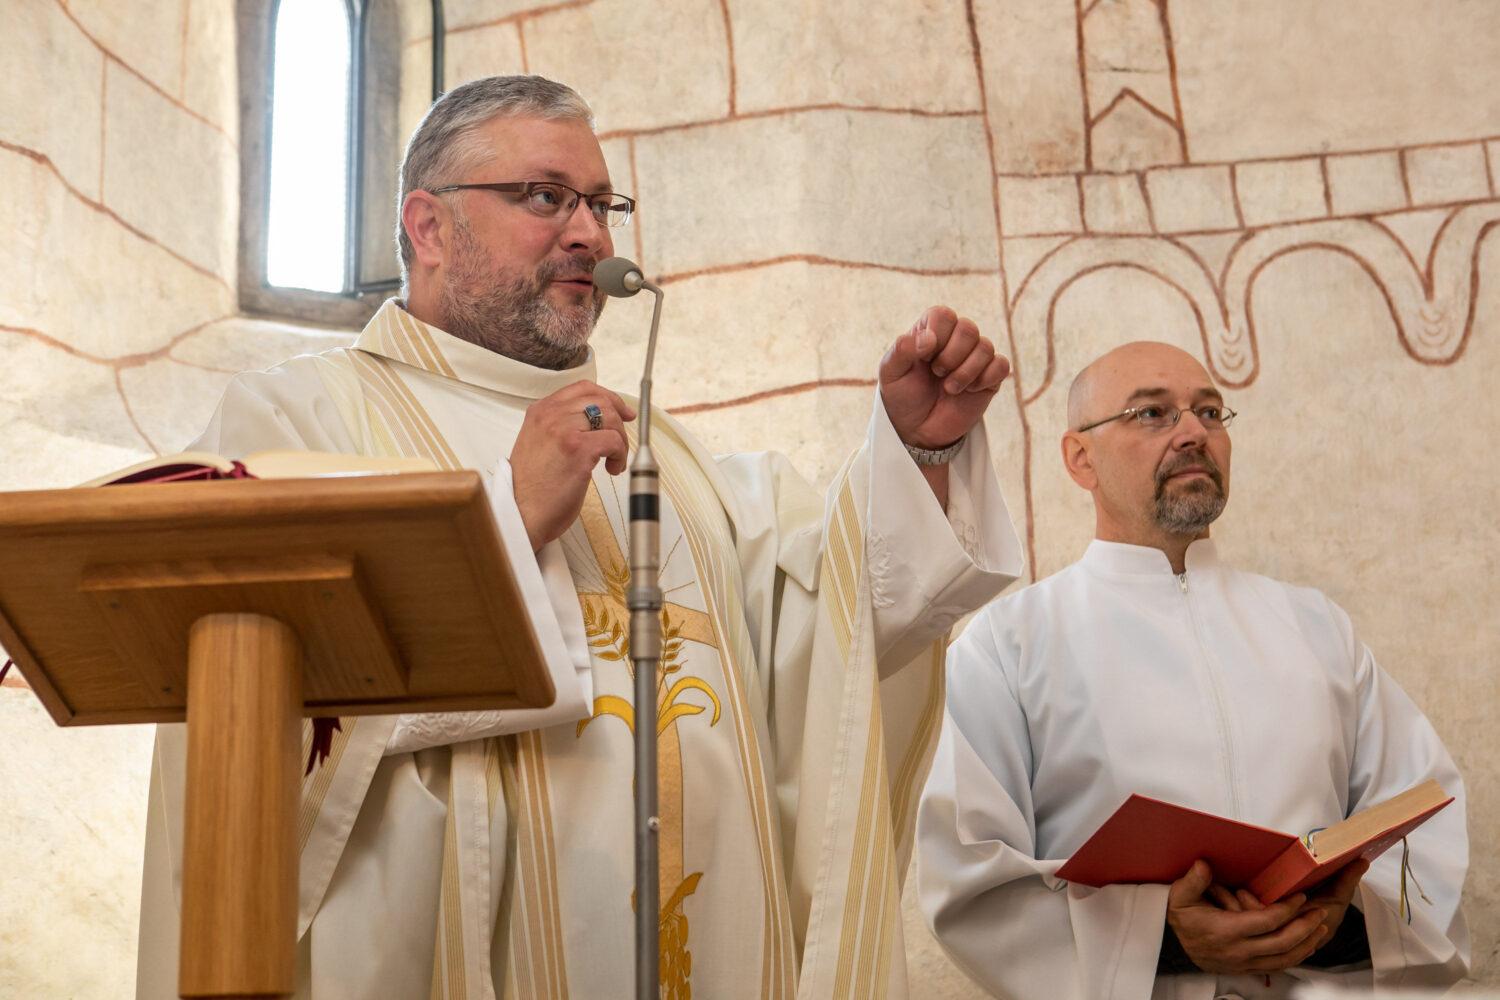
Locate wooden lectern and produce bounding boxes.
[0,471,554,999]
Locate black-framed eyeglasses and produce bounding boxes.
[1076,403,1237,433]
[429,181,635,228]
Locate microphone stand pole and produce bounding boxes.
[627,276,665,1000]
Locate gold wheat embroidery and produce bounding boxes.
[575,601,720,737]
[572,486,722,999]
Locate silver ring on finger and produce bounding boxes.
[584,402,604,431]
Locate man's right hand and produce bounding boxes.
[510,380,636,551]
[1165,860,1329,975]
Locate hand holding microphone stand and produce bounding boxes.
[592,256,665,1000]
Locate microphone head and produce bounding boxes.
[593,256,645,298]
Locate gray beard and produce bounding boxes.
[438,224,605,370]
[1151,453,1227,535]
[1154,485,1226,535]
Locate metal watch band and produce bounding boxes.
[903,435,966,466]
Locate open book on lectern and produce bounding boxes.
[81,448,592,733]
[83,448,435,485]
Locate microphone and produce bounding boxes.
[596,255,665,1000]
[593,256,650,298]
[592,257,664,450]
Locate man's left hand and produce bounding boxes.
[878,306,1010,448]
[1209,858,1370,959]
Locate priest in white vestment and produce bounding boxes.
[136,76,1025,999]
[917,342,1468,1000]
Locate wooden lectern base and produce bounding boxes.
[179,614,301,999]
[0,472,558,999]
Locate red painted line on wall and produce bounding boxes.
[667,377,876,416]
[1087,88,1183,136]
[177,2,193,98]
[627,137,645,266]
[97,57,107,199]
[717,0,738,117]
[655,254,998,285]
[53,0,237,148]
[444,0,597,35]
[0,140,230,289]
[994,136,1500,181]
[1157,0,1190,161]
[0,315,235,372]
[114,368,159,453]
[1073,0,1093,174]
[596,103,983,143]
[967,0,1037,580]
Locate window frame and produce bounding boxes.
[237,0,445,325]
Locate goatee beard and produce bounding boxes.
[1151,451,1226,535]
[438,223,606,370]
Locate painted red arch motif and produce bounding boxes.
[1006,203,1500,405]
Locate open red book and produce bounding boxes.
[1055,780,1452,903]
[84,449,434,486]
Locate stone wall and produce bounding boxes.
[0,2,351,996]
[2,1,1497,996]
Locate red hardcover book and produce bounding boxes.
[1055,780,1452,903]
[84,449,433,486]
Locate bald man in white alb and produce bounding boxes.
[917,342,1468,999]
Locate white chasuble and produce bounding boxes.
[917,539,1469,1000]
[136,299,1022,1000]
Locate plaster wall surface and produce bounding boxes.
[2,1,1496,996]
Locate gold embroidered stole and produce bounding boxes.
[311,338,569,1000]
[311,325,791,999]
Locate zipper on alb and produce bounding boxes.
[1179,572,1244,818]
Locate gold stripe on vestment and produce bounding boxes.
[350,343,479,997]
[823,475,902,999]
[496,738,534,1000]
[520,730,570,999]
[833,695,884,996]
[346,352,427,459]
[822,485,862,658]
[396,307,458,379]
[438,779,468,999]
[297,718,355,854]
[350,351,462,469]
[854,749,893,999]
[485,739,503,819]
[889,640,947,866]
[651,418,795,999]
[349,345,570,997]
[513,728,564,1000]
[873,829,898,1000]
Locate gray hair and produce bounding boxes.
[395,75,595,289]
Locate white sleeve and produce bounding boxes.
[189,369,593,752]
[1333,601,1470,988]
[384,459,592,753]
[865,391,1024,668]
[916,615,1167,1000]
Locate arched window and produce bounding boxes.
[266,0,351,292]
[239,0,444,324]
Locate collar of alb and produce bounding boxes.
[1081,537,1221,578]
